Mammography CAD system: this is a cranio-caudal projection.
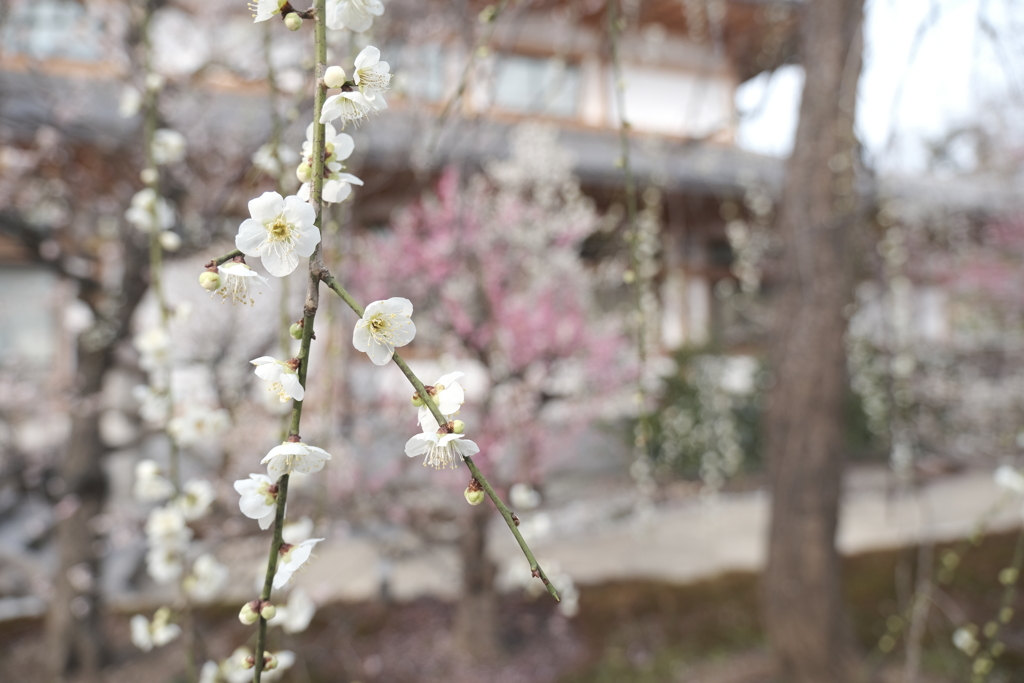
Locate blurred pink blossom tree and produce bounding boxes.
[351,124,630,653]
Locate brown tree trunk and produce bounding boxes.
[45,244,148,680]
[453,503,500,660]
[762,1,867,682]
[46,341,112,680]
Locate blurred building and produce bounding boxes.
[0,0,803,364]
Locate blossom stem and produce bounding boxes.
[319,273,560,601]
[204,249,243,267]
[254,2,327,679]
[253,473,290,682]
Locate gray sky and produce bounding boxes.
[736,0,1024,173]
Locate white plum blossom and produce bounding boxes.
[216,261,269,306]
[145,506,192,548]
[405,431,480,470]
[221,647,256,683]
[251,356,304,402]
[267,587,316,634]
[353,297,416,365]
[352,46,390,110]
[273,538,324,589]
[233,473,279,530]
[159,231,182,251]
[151,128,186,165]
[198,661,220,683]
[995,465,1024,495]
[133,460,175,503]
[143,506,192,583]
[175,479,216,521]
[297,122,363,204]
[261,441,331,482]
[130,607,181,651]
[250,0,288,22]
[133,385,170,425]
[125,188,175,233]
[168,405,230,449]
[509,482,542,510]
[134,326,172,372]
[235,192,319,277]
[319,89,373,127]
[326,0,384,32]
[252,142,298,178]
[119,86,142,118]
[953,626,980,656]
[185,554,230,603]
[417,371,466,431]
[146,544,186,584]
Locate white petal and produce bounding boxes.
[291,224,322,258]
[405,433,431,457]
[248,191,284,225]
[281,374,305,401]
[322,180,352,204]
[236,219,268,255]
[389,318,416,347]
[456,438,480,457]
[261,241,300,277]
[334,172,364,186]
[282,195,316,230]
[353,323,371,352]
[366,339,394,365]
[383,297,414,317]
[354,46,380,71]
[334,133,355,160]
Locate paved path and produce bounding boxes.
[145,464,1021,609]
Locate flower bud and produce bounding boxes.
[284,12,303,31]
[238,601,259,625]
[325,141,335,157]
[259,602,277,620]
[296,161,312,183]
[140,167,159,185]
[464,487,485,506]
[324,66,347,89]
[411,393,424,407]
[199,271,221,291]
[264,653,279,670]
[451,420,465,434]
[159,231,182,252]
[289,322,304,340]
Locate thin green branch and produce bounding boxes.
[254,3,327,679]
[204,249,243,268]
[253,472,290,682]
[319,273,560,601]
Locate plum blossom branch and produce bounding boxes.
[319,273,561,601]
[253,2,328,680]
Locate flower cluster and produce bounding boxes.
[405,371,481,470]
[296,123,363,204]
[320,46,391,127]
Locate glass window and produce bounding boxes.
[1,0,103,61]
[493,54,580,118]
[390,43,446,102]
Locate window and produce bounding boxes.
[1,0,103,62]
[493,54,580,118]
[389,43,446,102]
[610,67,732,137]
